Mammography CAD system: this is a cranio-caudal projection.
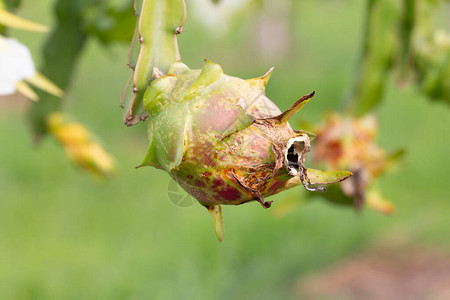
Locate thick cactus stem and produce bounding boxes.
[122,0,184,126]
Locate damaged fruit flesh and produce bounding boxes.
[139,59,351,240]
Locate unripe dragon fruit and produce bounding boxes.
[137,59,352,241]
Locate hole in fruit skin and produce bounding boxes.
[287,144,300,171]
[285,137,326,193]
[285,137,307,176]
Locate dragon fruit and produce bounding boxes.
[312,113,401,213]
[137,59,352,241]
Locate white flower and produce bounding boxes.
[0,35,36,95]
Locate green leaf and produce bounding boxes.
[306,168,353,185]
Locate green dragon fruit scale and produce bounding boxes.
[138,59,352,241]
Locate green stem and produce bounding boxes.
[344,0,402,116]
[28,0,89,139]
[398,0,415,79]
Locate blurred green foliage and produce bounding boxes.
[0,0,449,299]
[27,0,136,137]
[347,0,449,115]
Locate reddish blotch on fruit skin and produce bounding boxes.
[138,60,352,241]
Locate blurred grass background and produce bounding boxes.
[1,0,449,299]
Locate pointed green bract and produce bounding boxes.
[168,62,191,75]
[186,59,224,97]
[306,168,353,185]
[277,91,315,123]
[140,106,190,171]
[218,109,254,139]
[208,205,224,242]
[245,66,274,91]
